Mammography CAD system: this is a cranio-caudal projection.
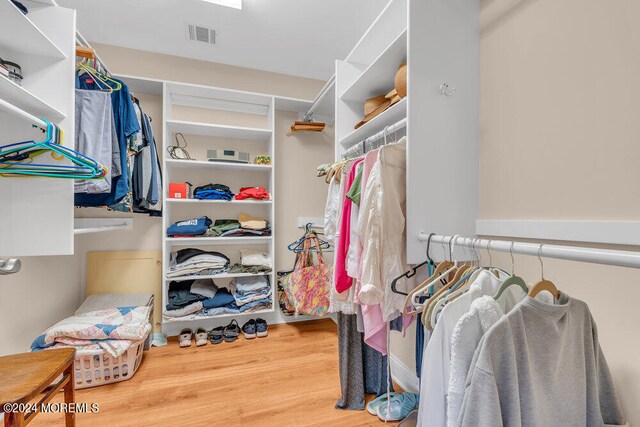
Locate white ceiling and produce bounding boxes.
[57,0,389,81]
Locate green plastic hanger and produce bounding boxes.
[493,241,528,300]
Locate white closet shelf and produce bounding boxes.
[166,236,272,245]
[340,30,407,102]
[163,307,275,323]
[165,272,271,281]
[0,77,65,122]
[114,74,163,96]
[165,159,272,171]
[0,0,66,60]
[339,97,407,149]
[166,198,272,205]
[74,218,133,235]
[166,119,272,140]
[167,81,272,115]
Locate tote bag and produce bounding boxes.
[281,236,332,317]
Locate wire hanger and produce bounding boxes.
[492,241,529,300]
[528,244,561,299]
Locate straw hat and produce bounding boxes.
[354,95,391,129]
[354,63,407,129]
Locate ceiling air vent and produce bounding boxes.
[187,24,217,44]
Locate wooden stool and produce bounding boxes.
[0,348,76,427]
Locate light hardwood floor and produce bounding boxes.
[31,319,398,427]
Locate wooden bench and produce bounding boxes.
[0,348,76,427]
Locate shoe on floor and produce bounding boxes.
[242,319,257,339]
[366,392,399,415]
[223,319,240,342]
[209,326,224,344]
[195,327,208,347]
[256,318,268,338]
[376,392,419,422]
[178,328,193,348]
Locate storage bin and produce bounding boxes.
[73,335,147,389]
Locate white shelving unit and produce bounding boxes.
[0,0,76,257]
[161,80,278,335]
[335,0,408,155]
[335,0,480,264]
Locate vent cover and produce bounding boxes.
[187,24,217,44]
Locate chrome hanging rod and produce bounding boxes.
[417,233,640,270]
[303,74,335,122]
[342,117,407,160]
[75,32,112,76]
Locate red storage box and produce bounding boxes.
[169,182,191,199]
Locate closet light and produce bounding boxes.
[201,0,242,9]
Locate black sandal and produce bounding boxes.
[223,319,240,342]
[209,326,224,344]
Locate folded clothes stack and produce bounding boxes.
[167,216,212,237]
[203,214,271,237]
[193,183,234,201]
[235,186,270,201]
[167,248,230,278]
[230,276,272,313]
[228,248,272,274]
[165,279,238,317]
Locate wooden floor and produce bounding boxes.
[31,319,396,427]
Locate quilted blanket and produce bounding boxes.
[31,306,151,358]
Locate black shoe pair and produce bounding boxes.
[208,319,240,344]
[241,318,268,340]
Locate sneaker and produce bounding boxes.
[376,392,419,422]
[242,319,257,339]
[366,392,399,415]
[256,318,268,338]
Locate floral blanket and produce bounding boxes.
[31,306,151,358]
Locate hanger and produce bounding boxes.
[418,236,465,323]
[528,244,560,299]
[287,224,333,253]
[492,241,529,300]
[0,121,107,179]
[402,234,453,316]
[392,233,437,296]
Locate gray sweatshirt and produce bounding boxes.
[459,292,626,427]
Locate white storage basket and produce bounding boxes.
[73,337,146,389]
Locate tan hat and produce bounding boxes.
[395,63,407,98]
[354,95,392,129]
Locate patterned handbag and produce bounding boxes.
[277,269,295,316]
[280,236,332,317]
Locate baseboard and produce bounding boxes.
[389,354,419,394]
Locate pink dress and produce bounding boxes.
[334,158,364,294]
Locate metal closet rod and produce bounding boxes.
[0,98,46,128]
[303,74,335,121]
[342,117,407,159]
[417,233,640,270]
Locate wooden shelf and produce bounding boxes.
[165,272,271,281]
[165,159,272,171]
[166,236,272,245]
[340,30,407,102]
[0,76,65,122]
[339,97,407,149]
[166,120,272,140]
[166,198,272,205]
[0,0,66,60]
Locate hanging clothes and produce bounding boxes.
[457,292,625,426]
[74,76,139,207]
[358,137,408,321]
